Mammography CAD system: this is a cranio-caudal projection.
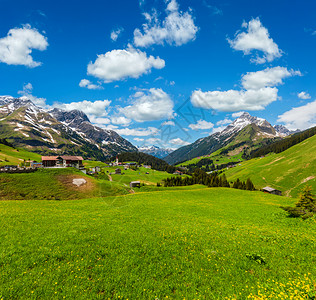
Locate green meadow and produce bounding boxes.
[0,188,315,299]
[0,168,129,200]
[224,135,316,197]
[0,143,41,166]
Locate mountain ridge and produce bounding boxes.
[164,112,296,165]
[0,96,137,160]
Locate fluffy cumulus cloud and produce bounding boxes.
[298,91,311,100]
[232,111,245,118]
[242,67,301,90]
[18,83,47,108]
[228,18,281,64]
[134,137,144,142]
[216,118,232,126]
[79,79,103,90]
[112,127,159,136]
[110,28,124,41]
[162,120,175,126]
[133,0,198,47]
[277,100,316,130]
[0,24,48,67]
[87,46,165,82]
[189,119,214,130]
[111,116,131,125]
[191,87,278,112]
[55,99,111,118]
[191,67,300,112]
[170,138,190,146]
[120,88,174,122]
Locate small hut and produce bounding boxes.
[115,168,121,174]
[130,181,141,188]
[262,186,282,196]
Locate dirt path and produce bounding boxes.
[108,174,113,181]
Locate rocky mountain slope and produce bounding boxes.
[0,96,136,160]
[164,112,294,165]
[137,145,174,159]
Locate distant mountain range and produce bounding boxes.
[137,145,175,159]
[164,112,298,165]
[0,96,136,160]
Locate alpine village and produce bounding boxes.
[0,1,315,299]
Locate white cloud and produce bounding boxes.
[111,116,131,125]
[54,99,111,118]
[18,83,47,108]
[147,137,162,144]
[162,120,175,126]
[228,18,281,64]
[89,116,111,126]
[232,111,245,118]
[134,137,144,141]
[191,66,300,112]
[191,87,278,112]
[242,67,301,90]
[79,79,103,90]
[0,24,48,67]
[216,118,232,126]
[111,28,124,41]
[277,100,316,130]
[298,91,311,100]
[113,127,159,136]
[189,119,214,130]
[170,138,190,146]
[87,46,165,82]
[133,0,198,47]
[120,88,174,122]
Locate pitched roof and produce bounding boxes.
[42,155,83,161]
[262,186,276,192]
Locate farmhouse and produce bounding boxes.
[115,168,121,174]
[262,186,282,196]
[42,156,83,168]
[130,181,141,188]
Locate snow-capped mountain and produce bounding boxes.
[137,145,175,159]
[164,112,292,165]
[0,96,137,159]
[273,125,299,137]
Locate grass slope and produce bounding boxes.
[0,188,315,299]
[0,168,129,200]
[224,135,316,197]
[0,143,41,166]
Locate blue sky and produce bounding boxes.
[0,0,315,148]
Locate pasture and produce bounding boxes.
[0,188,315,299]
[224,135,316,197]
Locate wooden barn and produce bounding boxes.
[262,186,282,196]
[130,181,141,188]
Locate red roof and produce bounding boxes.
[41,156,83,161]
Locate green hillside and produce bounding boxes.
[0,188,315,299]
[224,134,316,197]
[0,168,129,200]
[0,143,41,166]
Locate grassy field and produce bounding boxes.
[0,143,41,166]
[108,166,180,186]
[0,188,315,299]
[0,168,129,200]
[224,135,316,197]
[177,150,243,167]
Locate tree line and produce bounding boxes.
[163,168,255,191]
[249,126,316,158]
